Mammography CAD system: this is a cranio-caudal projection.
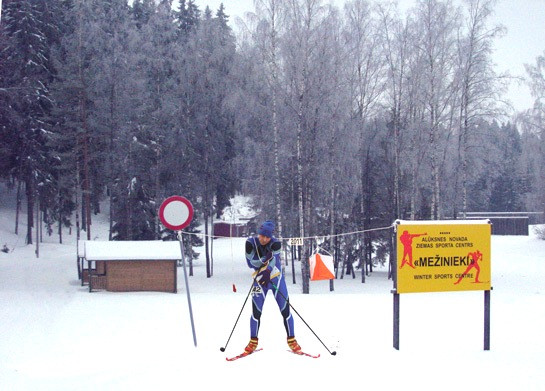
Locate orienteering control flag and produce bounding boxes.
[309,252,335,281]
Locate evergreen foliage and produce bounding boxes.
[1,0,542,279]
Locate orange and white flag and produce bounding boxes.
[309,252,335,281]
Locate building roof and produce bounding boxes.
[84,240,181,261]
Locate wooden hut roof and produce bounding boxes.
[84,240,181,261]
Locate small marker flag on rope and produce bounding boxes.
[309,252,335,281]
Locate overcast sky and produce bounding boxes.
[194,0,545,113]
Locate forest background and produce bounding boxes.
[1,0,545,293]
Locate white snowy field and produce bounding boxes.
[1,189,545,390]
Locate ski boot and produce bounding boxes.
[287,336,301,352]
[244,337,259,354]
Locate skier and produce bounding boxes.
[244,220,300,354]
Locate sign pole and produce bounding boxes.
[392,223,399,350]
[484,289,491,350]
[178,230,197,347]
[159,196,196,347]
[393,292,400,350]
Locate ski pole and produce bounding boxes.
[220,262,267,352]
[219,280,254,352]
[270,282,337,356]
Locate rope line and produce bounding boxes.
[180,224,393,241]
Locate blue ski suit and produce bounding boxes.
[245,236,294,338]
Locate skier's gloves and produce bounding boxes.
[257,268,271,287]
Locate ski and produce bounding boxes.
[226,348,263,361]
[288,350,320,358]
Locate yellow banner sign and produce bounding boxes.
[396,220,491,293]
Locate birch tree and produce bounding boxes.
[283,0,328,293]
[454,0,506,217]
[413,0,459,219]
[377,2,412,219]
[343,0,386,274]
[252,0,287,242]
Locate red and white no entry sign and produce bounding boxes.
[159,196,194,231]
[159,195,198,346]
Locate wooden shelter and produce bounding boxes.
[83,241,181,293]
[213,222,248,237]
[459,212,537,235]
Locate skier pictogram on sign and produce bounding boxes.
[454,250,485,285]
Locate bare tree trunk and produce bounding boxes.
[210,208,214,277]
[108,117,114,241]
[394,114,401,219]
[35,197,39,258]
[267,1,284,256]
[329,186,335,291]
[410,164,419,220]
[296,117,307,292]
[204,203,211,278]
[39,206,43,243]
[78,8,91,240]
[83,133,91,240]
[15,180,22,235]
[155,147,161,238]
[108,193,113,240]
[75,160,81,242]
[430,125,439,220]
[26,178,34,245]
[126,142,132,239]
[461,121,468,217]
[58,189,63,244]
[340,253,346,279]
[204,115,212,278]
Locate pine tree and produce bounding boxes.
[131,0,154,29]
[93,0,144,240]
[182,6,237,277]
[489,123,525,211]
[1,0,58,244]
[48,0,102,240]
[176,0,200,38]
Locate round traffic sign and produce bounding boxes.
[159,196,194,231]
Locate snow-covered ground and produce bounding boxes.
[1,185,544,390]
